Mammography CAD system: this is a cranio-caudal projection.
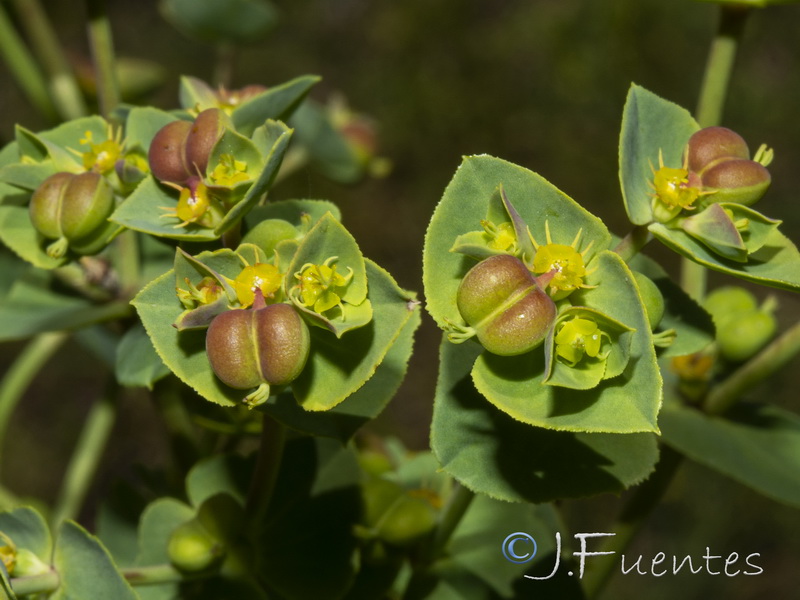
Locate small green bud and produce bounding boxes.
[456,254,556,356]
[205,299,310,404]
[376,495,437,547]
[168,519,225,573]
[716,310,776,363]
[241,219,299,256]
[704,286,758,319]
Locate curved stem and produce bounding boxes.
[704,320,800,415]
[10,0,88,120]
[214,42,236,89]
[683,5,752,302]
[7,570,60,595]
[51,382,118,526]
[244,413,286,532]
[0,4,58,122]
[582,447,683,599]
[0,332,68,478]
[85,0,119,118]
[612,225,652,263]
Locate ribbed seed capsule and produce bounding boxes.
[687,126,749,174]
[206,301,310,404]
[457,254,556,356]
[148,120,192,184]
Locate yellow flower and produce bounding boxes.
[209,154,250,187]
[554,317,608,366]
[529,221,595,300]
[480,220,517,252]
[233,263,282,307]
[77,128,124,174]
[293,257,353,315]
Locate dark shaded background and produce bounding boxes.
[1,1,799,598]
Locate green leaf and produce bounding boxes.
[286,212,370,337]
[259,437,361,600]
[0,268,130,341]
[629,255,715,358]
[160,0,278,44]
[448,496,563,597]
[649,223,800,291]
[232,76,321,137]
[0,203,67,269]
[0,507,51,562]
[423,154,611,330]
[472,251,662,433]
[288,100,363,183]
[95,483,148,568]
[261,299,420,440]
[52,521,138,600]
[110,175,220,241]
[213,121,293,235]
[618,84,699,225]
[124,107,180,152]
[660,401,800,508]
[0,162,59,191]
[431,338,659,503]
[291,259,417,411]
[115,323,170,389]
[186,454,251,508]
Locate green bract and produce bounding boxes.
[424,155,661,433]
[619,85,800,290]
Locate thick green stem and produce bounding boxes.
[244,413,286,532]
[9,562,207,594]
[704,320,800,415]
[0,332,68,478]
[582,447,683,599]
[51,384,117,525]
[214,42,236,88]
[612,225,652,263]
[0,4,58,122]
[85,0,119,118]
[430,483,474,557]
[114,230,141,299]
[11,0,88,119]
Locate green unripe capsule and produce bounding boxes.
[167,519,225,573]
[206,300,310,405]
[704,286,757,319]
[716,310,776,363]
[700,159,771,206]
[457,254,556,356]
[29,171,115,258]
[687,126,749,174]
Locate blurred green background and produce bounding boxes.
[1,0,799,598]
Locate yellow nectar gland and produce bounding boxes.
[529,221,595,299]
[649,150,707,221]
[232,263,282,308]
[481,220,517,252]
[210,154,249,187]
[75,128,124,174]
[160,182,213,228]
[554,317,609,366]
[293,257,354,315]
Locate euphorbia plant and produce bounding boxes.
[0,0,798,599]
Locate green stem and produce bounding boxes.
[51,383,117,525]
[0,332,68,478]
[244,413,286,532]
[213,42,236,88]
[7,570,60,595]
[683,5,751,301]
[430,483,474,557]
[10,0,88,119]
[0,4,58,122]
[704,320,800,415]
[612,225,651,263]
[9,562,208,594]
[582,447,683,599]
[153,379,201,475]
[114,230,141,299]
[85,0,119,118]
